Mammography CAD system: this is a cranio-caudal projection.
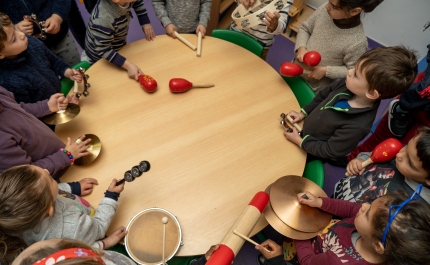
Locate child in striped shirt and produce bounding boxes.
[84,0,155,81]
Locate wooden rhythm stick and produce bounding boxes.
[197,32,202,57]
[174,31,197,51]
[286,114,302,132]
[161,217,169,265]
[206,192,270,265]
[233,230,270,252]
[345,138,403,176]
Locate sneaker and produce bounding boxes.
[388,99,410,137]
[257,254,266,265]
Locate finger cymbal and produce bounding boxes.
[269,175,331,233]
[42,103,80,125]
[74,134,102,166]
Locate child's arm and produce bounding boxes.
[299,193,361,218]
[294,4,320,61]
[132,0,155,41]
[264,2,293,34]
[45,0,71,34]
[196,0,212,37]
[58,178,99,196]
[294,240,346,265]
[152,0,172,31]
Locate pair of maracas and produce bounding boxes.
[280,51,321,77]
[138,75,214,94]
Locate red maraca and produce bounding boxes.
[280,62,310,77]
[303,51,321,66]
[138,74,158,93]
[346,138,403,176]
[169,78,214,93]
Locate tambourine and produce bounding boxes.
[74,67,91,98]
[231,0,289,29]
[23,14,46,40]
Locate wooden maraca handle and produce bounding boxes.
[174,31,197,51]
[345,158,373,176]
[286,114,302,132]
[192,83,214,88]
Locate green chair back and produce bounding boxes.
[303,159,325,188]
[211,29,264,57]
[282,76,315,108]
[60,61,91,95]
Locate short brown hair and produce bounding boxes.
[372,190,430,265]
[0,165,54,235]
[356,46,418,99]
[0,12,12,53]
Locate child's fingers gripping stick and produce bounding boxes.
[256,240,282,259]
[108,178,125,194]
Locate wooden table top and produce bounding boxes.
[56,35,306,256]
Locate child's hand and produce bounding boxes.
[296,47,308,62]
[108,178,125,194]
[65,135,92,160]
[102,226,127,249]
[165,24,177,38]
[45,14,63,34]
[196,24,206,38]
[16,19,33,35]
[122,60,143,81]
[79,178,99,196]
[47,93,67,112]
[66,93,80,105]
[283,127,302,146]
[142,24,155,41]
[255,239,282,259]
[346,158,364,176]
[264,11,280,32]
[204,244,219,260]
[64,69,83,83]
[236,0,256,9]
[297,192,322,208]
[308,66,327,80]
[288,110,305,123]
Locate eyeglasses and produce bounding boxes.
[381,184,423,247]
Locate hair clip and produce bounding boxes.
[23,14,46,40]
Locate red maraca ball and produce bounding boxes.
[303,51,321,66]
[370,138,403,163]
[280,62,304,77]
[169,78,193,93]
[139,75,158,93]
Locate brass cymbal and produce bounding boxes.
[74,134,102,166]
[269,175,331,233]
[42,103,80,125]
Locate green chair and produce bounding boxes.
[281,76,325,188]
[60,61,91,95]
[211,29,264,57]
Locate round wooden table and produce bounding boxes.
[56,35,306,256]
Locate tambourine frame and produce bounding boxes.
[231,0,289,29]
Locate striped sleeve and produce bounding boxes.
[132,0,151,25]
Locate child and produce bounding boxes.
[231,0,293,60]
[294,0,383,92]
[84,0,155,81]
[0,86,90,180]
[0,0,80,66]
[284,46,417,161]
[0,12,82,104]
[9,238,135,265]
[0,165,125,249]
[334,128,430,204]
[152,0,211,38]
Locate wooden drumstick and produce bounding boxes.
[197,31,202,57]
[162,216,169,265]
[233,230,270,252]
[174,31,197,51]
[286,114,302,132]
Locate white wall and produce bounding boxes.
[306,0,430,60]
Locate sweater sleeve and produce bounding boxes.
[152,0,172,27]
[294,4,320,52]
[294,239,345,265]
[19,99,52,118]
[132,0,151,25]
[66,197,118,245]
[326,40,367,79]
[320,197,361,218]
[50,0,72,21]
[269,1,293,35]
[198,0,212,27]
[301,123,369,158]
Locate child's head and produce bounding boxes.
[0,12,28,59]
[13,238,104,265]
[0,234,27,264]
[0,165,57,235]
[396,127,430,186]
[355,189,430,265]
[325,0,383,19]
[346,46,417,100]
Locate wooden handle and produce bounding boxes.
[162,223,166,265]
[197,32,202,57]
[174,31,197,51]
[303,69,311,75]
[233,230,270,252]
[192,83,215,88]
[345,158,373,176]
[73,81,79,93]
[286,114,302,132]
